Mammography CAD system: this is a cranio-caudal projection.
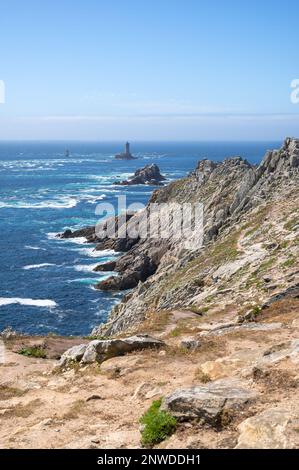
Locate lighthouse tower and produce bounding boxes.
[114,141,136,160]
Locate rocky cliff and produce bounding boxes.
[91,138,299,336]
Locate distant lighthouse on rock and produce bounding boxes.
[115,142,137,160]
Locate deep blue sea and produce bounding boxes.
[0,141,280,336]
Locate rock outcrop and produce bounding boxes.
[114,164,166,186]
[59,334,165,368]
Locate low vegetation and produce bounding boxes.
[140,398,177,447]
[18,346,47,359]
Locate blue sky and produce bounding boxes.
[0,0,299,140]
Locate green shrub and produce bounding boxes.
[18,346,47,359]
[140,398,177,447]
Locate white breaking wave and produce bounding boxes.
[88,173,131,183]
[64,237,88,245]
[74,263,99,272]
[0,197,77,210]
[47,233,89,245]
[77,192,106,204]
[47,232,58,240]
[25,245,47,251]
[0,298,57,308]
[23,263,56,270]
[78,247,118,258]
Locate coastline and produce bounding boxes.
[0,138,298,449]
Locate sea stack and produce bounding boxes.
[114,163,166,185]
[115,142,137,160]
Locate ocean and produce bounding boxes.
[0,141,280,336]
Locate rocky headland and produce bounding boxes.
[1,138,298,449]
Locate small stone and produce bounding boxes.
[159,350,166,356]
[86,395,102,402]
[180,339,201,350]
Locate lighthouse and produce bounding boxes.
[114,141,137,160]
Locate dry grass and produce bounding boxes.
[194,368,211,383]
[0,385,26,400]
[252,366,298,391]
[0,399,43,419]
[63,399,86,420]
[168,319,199,338]
[136,310,172,334]
[256,298,299,323]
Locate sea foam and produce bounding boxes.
[78,247,118,258]
[23,263,56,270]
[0,197,77,210]
[0,298,57,308]
[74,263,99,272]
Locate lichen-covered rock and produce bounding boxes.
[161,378,258,427]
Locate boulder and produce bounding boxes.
[58,343,87,367]
[236,407,299,449]
[81,334,165,364]
[162,378,258,427]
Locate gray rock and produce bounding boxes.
[162,378,258,427]
[180,339,201,350]
[262,339,299,364]
[0,326,19,339]
[59,343,87,367]
[81,334,165,364]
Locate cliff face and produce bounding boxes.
[93,138,299,336]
